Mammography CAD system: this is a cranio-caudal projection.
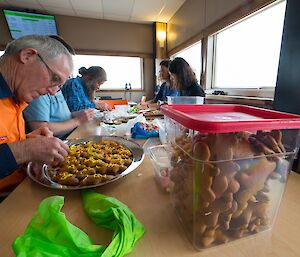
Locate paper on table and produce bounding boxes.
[100,114,146,137]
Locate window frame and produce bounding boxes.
[205,0,286,98]
[167,0,282,99]
[71,53,144,91]
[170,40,202,83]
[0,49,146,92]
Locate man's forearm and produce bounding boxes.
[7,141,30,165]
[47,119,80,136]
[28,120,80,137]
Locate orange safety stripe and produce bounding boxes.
[0,97,28,192]
[0,98,27,143]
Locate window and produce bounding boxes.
[213,0,286,89]
[0,52,143,90]
[172,41,202,82]
[72,55,143,90]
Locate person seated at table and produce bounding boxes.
[23,90,95,139]
[168,57,205,97]
[62,66,111,112]
[154,59,180,102]
[0,35,73,195]
[138,59,179,109]
[23,35,95,140]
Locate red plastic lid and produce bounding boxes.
[160,104,300,133]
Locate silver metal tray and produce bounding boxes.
[27,135,144,190]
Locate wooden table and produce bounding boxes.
[1,122,300,257]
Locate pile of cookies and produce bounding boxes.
[170,130,290,248]
[48,140,133,187]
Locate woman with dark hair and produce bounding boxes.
[138,59,179,109]
[154,59,180,102]
[62,66,111,112]
[168,57,205,97]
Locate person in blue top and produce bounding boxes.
[62,66,111,112]
[23,90,95,139]
[138,59,179,109]
[154,59,180,103]
[169,57,205,97]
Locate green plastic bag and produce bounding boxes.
[13,190,145,257]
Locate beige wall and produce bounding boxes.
[167,0,246,53]
[0,10,154,54]
[54,15,153,55]
[0,10,155,100]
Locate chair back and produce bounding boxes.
[99,99,128,109]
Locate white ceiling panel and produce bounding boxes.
[0,0,186,24]
[76,10,103,19]
[131,0,165,21]
[42,6,76,16]
[102,0,134,16]
[157,0,185,23]
[38,0,72,9]
[71,0,103,13]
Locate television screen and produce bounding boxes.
[3,10,58,39]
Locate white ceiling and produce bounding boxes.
[0,0,186,23]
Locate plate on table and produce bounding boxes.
[142,109,163,117]
[27,135,144,190]
[103,114,138,125]
[93,109,104,120]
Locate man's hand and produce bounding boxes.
[73,109,95,125]
[95,100,112,111]
[8,137,69,166]
[26,126,53,138]
[137,103,148,110]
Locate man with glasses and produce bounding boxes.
[24,37,96,140]
[0,35,73,196]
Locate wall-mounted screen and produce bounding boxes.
[3,10,58,39]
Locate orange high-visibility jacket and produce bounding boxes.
[0,73,27,192]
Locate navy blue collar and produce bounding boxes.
[0,73,13,99]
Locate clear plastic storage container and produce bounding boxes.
[155,119,167,144]
[160,104,300,250]
[167,96,204,105]
[148,144,172,192]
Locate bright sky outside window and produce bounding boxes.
[172,41,202,82]
[214,0,286,89]
[72,55,143,90]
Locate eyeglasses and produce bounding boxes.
[37,53,62,87]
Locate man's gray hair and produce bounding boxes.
[2,35,73,69]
